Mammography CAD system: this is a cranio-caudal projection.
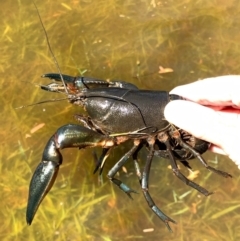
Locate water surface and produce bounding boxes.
[1,0,240,240]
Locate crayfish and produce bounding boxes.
[26,73,232,231]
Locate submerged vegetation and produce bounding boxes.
[1,0,240,240]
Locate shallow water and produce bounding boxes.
[1,0,240,240]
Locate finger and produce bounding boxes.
[164,100,224,146]
[170,75,240,107]
[164,100,240,168]
[209,144,226,155]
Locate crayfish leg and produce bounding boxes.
[107,141,141,199]
[157,132,214,196]
[26,124,113,224]
[141,137,176,232]
[175,134,232,178]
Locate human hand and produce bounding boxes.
[164,75,240,169]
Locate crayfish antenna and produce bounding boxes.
[33,1,68,94]
[15,97,68,109]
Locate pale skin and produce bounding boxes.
[164,75,240,169]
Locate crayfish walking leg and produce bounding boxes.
[141,137,176,232]
[107,140,141,199]
[158,132,214,196]
[176,136,232,178]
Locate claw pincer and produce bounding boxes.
[26,73,232,231]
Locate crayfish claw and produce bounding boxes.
[151,205,176,232]
[26,160,60,224]
[26,134,63,224]
[111,177,138,199]
[41,73,75,83]
[165,222,174,233]
[26,124,110,224]
[125,189,139,200]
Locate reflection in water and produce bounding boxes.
[1,0,240,240]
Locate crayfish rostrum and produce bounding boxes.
[26,73,232,231]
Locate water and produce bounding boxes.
[1,0,240,240]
